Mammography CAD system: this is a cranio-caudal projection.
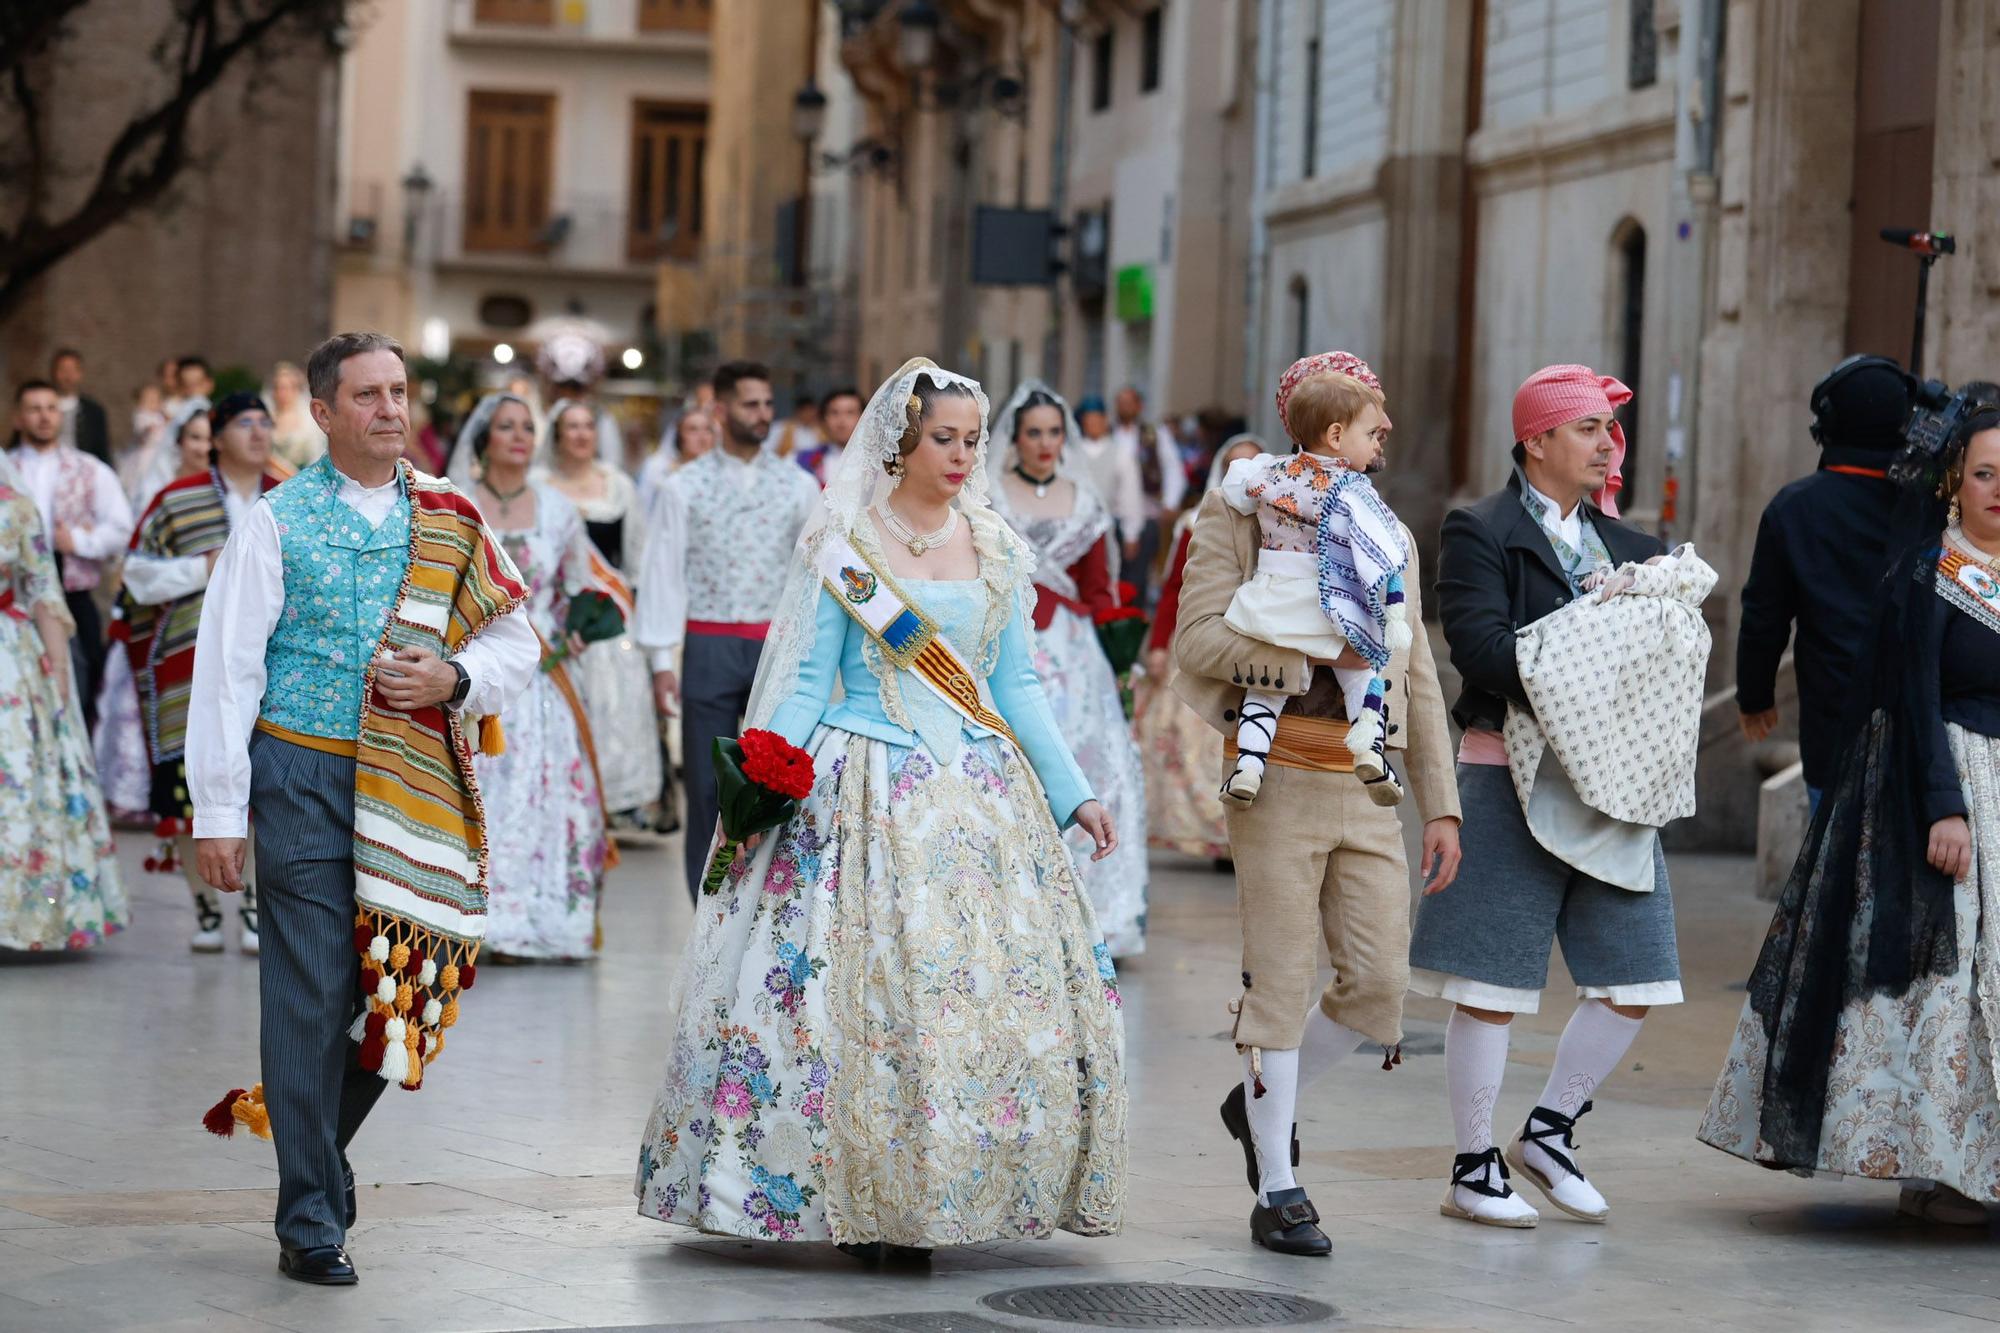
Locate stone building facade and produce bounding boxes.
[334,0,710,373]
[1248,0,2000,847]
[0,3,342,419]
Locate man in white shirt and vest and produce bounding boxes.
[10,378,133,730]
[188,333,541,1285]
[637,360,822,900]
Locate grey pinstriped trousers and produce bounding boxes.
[249,730,387,1250]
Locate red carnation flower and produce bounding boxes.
[1117,580,1139,606]
[739,728,816,802]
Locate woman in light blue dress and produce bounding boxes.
[635,358,1128,1252]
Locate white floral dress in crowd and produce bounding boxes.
[477,486,611,959]
[635,516,1127,1246]
[0,485,126,950]
[540,462,662,815]
[991,477,1150,957]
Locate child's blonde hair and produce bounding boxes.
[1284,372,1384,450]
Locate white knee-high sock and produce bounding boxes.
[1297,1008,1368,1089]
[1446,1009,1511,1158]
[1234,689,1285,779]
[1535,1000,1642,1116]
[1242,1046,1299,1203]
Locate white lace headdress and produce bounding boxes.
[743,356,1030,733]
[445,391,532,493]
[986,378,1087,487]
[985,378,1118,589]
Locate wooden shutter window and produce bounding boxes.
[465,91,556,253]
[474,0,555,25]
[638,0,711,33]
[629,101,706,261]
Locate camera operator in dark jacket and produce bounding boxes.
[1735,356,1917,804]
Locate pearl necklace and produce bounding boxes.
[879,502,957,557]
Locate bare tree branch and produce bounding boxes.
[0,0,346,323]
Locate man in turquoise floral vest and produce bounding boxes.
[187,333,541,1285]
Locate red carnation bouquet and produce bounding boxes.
[701,728,816,894]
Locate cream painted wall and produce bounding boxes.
[1463,154,1670,497]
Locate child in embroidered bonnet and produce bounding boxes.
[1219,358,1412,807]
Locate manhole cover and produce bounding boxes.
[981,1282,1335,1328]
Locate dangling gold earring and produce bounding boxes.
[1949,495,1963,527]
[885,455,906,487]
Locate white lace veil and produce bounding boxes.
[987,377,1085,486]
[985,377,1118,587]
[446,391,532,493]
[742,356,1018,733]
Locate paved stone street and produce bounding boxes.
[3,831,1996,1332]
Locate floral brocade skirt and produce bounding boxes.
[1031,605,1149,956]
[635,726,1128,1246]
[1133,669,1229,861]
[1699,724,2000,1199]
[1,620,125,950]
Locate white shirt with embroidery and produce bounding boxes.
[634,444,822,668]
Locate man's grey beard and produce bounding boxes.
[1364,453,1386,475]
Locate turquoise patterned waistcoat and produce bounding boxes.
[259,456,413,740]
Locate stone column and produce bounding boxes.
[1373,0,1473,574]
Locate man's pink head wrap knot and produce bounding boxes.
[1511,364,1629,518]
[1276,351,1391,437]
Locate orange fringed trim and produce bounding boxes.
[352,906,481,1089]
[201,1084,272,1140]
[478,714,505,756]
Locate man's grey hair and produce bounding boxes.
[306,331,407,404]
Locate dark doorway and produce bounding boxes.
[1844,0,1941,363]
[1614,219,1646,503]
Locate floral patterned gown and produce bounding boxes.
[991,481,1150,957]
[636,518,1128,1246]
[0,486,126,950]
[475,486,611,959]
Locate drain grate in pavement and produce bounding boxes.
[981,1282,1335,1328]
[826,1315,1028,1332]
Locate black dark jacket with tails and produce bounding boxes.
[1734,446,1899,790]
[1436,473,1666,735]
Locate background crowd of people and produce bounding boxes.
[1,335,1244,966]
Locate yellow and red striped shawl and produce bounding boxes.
[349,461,526,1090]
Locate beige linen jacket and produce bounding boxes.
[1170,490,1461,825]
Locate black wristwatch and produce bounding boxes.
[446,660,472,710]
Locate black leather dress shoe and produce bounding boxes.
[1250,1187,1332,1257]
[837,1241,882,1264]
[279,1244,358,1285]
[343,1162,357,1230]
[1219,1083,1300,1194]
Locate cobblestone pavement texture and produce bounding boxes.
[3,820,1996,1330]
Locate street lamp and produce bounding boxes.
[400,164,434,256]
[792,83,829,143]
[621,347,644,371]
[898,0,939,72]
[493,343,515,366]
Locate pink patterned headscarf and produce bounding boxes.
[1511,364,1629,518]
[1276,351,1392,438]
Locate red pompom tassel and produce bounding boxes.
[361,965,382,995]
[407,948,426,978]
[202,1088,248,1138]
[358,1035,386,1072]
[459,963,477,990]
[363,1010,388,1040]
[353,924,374,953]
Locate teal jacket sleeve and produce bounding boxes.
[764,583,849,749]
[988,605,1095,828]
